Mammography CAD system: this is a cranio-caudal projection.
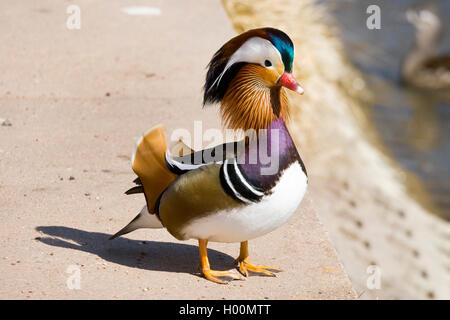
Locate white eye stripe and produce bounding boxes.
[209,37,283,91]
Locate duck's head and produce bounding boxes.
[406,5,442,47]
[203,27,303,131]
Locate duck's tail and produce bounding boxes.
[109,205,163,240]
[131,124,178,213]
[110,125,179,240]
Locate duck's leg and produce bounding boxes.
[198,239,243,284]
[234,241,281,277]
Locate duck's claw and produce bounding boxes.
[200,267,245,284]
[235,258,282,277]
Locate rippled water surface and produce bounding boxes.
[324,0,450,219]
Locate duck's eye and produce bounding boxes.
[264,59,272,67]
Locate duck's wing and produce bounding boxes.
[165,140,245,175]
[124,125,244,208]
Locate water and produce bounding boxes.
[324,0,450,219]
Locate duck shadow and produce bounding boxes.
[35,226,235,276]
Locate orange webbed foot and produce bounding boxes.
[198,239,245,284]
[234,241,282,277]
[235,258,281,277]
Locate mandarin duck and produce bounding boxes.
[110,27,308,284]
[402,5,450,90]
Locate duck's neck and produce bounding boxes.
[220,64,290,131]
[237,117,305,189]
[403,25,440,76]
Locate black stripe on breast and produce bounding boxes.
[219,164,238,201]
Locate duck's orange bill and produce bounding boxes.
[278,73,304,95]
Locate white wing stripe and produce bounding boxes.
[165,150,207,171]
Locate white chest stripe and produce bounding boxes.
[232,158,264,196]
[223,159,253,204]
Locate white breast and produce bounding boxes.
[180,161,308,243]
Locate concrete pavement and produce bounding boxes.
[0,0,355,299]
